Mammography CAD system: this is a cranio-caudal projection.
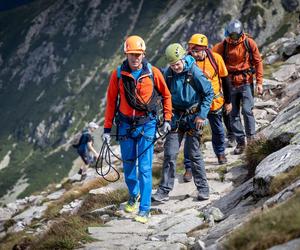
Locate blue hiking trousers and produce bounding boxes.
[118,118,156,213]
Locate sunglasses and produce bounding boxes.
[190,49,205,54]
[229,33,241,40]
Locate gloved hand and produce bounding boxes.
[161,121,171,134]
[102,133,111,144]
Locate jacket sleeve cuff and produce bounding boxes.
[104,128,111,134]
[196,112,206,120]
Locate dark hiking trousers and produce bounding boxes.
[158,129,209,195]
[231,84,255,144]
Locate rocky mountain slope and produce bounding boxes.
[1,41,300,248]
[0,0,299,205]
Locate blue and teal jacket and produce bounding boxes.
[164,55,214,120]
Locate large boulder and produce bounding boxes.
[253,145,300,197]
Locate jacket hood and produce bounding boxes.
[225,33,247,45]
[183,55,196,72]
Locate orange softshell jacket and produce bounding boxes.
[196,51,228,111]
[212,33,263,87]
[104,66,172,130]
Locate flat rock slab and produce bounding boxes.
[254,145,300,196]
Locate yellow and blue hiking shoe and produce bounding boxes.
[124,194,140,213]
[134,210,150,224]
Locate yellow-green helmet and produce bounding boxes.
[165,43,186,64]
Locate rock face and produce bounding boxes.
[263,179,300,208]
[272,53,300,81]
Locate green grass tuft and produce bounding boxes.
[269,165,300,195]
[224,190,300,250]
[78,188,128,214]
[32,215,100,250]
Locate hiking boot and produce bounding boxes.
[151,189,169,202]
[124,194,140,213]
[134,210,150,224]
[233,143,245,155]
[227,138,236,148]
[197,192,209,201]
[217,154,228,165]
[183,169,193,182]
[78,168,87,181]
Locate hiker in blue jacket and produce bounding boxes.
[152,43,214,202]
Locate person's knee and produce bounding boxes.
[139,167,152,179]
[164,151,177,161]
[188,152,201,162]
[231,115,240,122]
[242,106,254,116]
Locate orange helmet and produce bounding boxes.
[188,34,208,47]
[124,35,146,54]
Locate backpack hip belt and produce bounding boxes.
[118,112,154,126]
[229,67,255,76]
[173,105,199,116]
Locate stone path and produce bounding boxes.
[80,140,243,250]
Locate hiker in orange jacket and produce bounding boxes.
[181,33,232,182]
[103,35,172,223]
[213,19,263,154]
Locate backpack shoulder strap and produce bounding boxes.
[117,65,121,79]
[147,62,152,75]
[205,48,219,78]
[186,63,197,92]
[164,67,173,90]
[244,37,253,65]
[222,40,228,63]
[147,62,160,95]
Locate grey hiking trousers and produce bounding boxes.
[158,130,209,195]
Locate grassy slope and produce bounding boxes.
[0,0,177,199]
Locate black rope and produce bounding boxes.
[95,129,170,182]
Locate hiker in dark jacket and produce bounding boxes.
[76,122,99,178]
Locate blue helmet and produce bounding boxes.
[225,19,243,38]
